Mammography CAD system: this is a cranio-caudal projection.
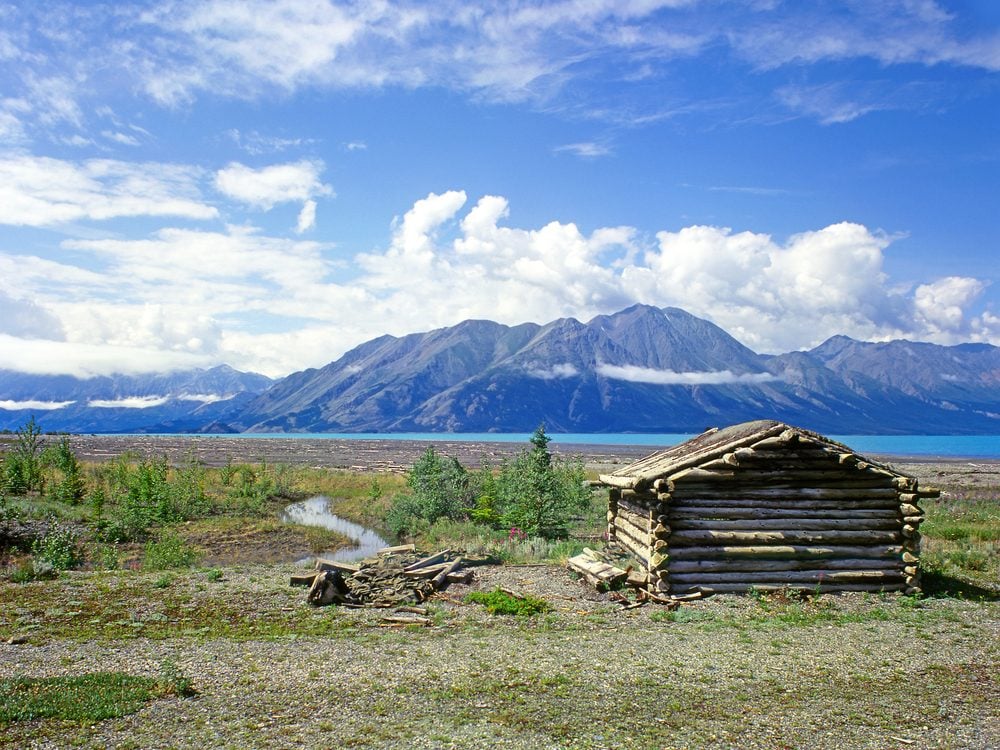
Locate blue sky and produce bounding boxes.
[0,0,998,379]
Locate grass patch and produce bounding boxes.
[0,670,190,725]
[466,588,550,616]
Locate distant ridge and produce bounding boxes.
[2,306,999,435]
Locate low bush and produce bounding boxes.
[30,518,82,572]
[142,529,198,570]
[466,588,550,616]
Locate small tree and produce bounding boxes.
[44,437,85,504]
[3,416,45,494]
[494,425,592,539]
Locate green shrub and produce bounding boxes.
[30,518,82,571]
[386,446,475,537]
[466,588,550,616]
[142,529,198,570]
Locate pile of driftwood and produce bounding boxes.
[291,544,492,610]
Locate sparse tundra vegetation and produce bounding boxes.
[1,421,997,749]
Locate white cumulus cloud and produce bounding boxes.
[214,160,333,210]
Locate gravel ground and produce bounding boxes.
[2,563,998,750]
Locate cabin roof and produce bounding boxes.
[599,419,905,490]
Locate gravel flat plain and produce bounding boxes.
[2,436,997,749]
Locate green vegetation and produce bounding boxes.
[0,668,193,725]
[466,588,551,616]
[919,493,999,598]
[385,425,596,547]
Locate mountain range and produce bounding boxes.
[2,305,999,435]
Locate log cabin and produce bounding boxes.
[599,420,937,596]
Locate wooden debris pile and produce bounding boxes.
[291,544,493,608]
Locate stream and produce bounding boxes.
[280,495,389,562]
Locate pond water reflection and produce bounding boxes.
[280,495,389,562]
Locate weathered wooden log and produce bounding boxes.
[668,570,904,584]
[615,505,652,533]
[894,476,917,492]
[669,497,901,510]
[902,551,919,563]
[671,474,895,489]
[446,570,474,585]
[899,503,923,516]
[903,565,918,576]
[671,467,736,482]
[675,486,899,499]
[669,518,901,532]
[620,488,656,505]
[431,556,464,589]
[671,582,908,594]
[613,530,649,563]
[315,558,360,574]
[403,549,452,572]
[613,516,653,550]
[668,557,903,573]
[653,478,672,492]
[902,515,925,525]
[669,529,901,546]
[615,496,657,516]
[601,474,637,489]
[902,524,918,538]
[652,523,671,538]
[667,544,904,560]
[669,507,901,520]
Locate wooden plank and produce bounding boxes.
[290,572,319,587]
[403,549,452,572]
[667,544,904,560]
[315,558,361,574]
[670,529,901,546]
[669,518,901,532]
